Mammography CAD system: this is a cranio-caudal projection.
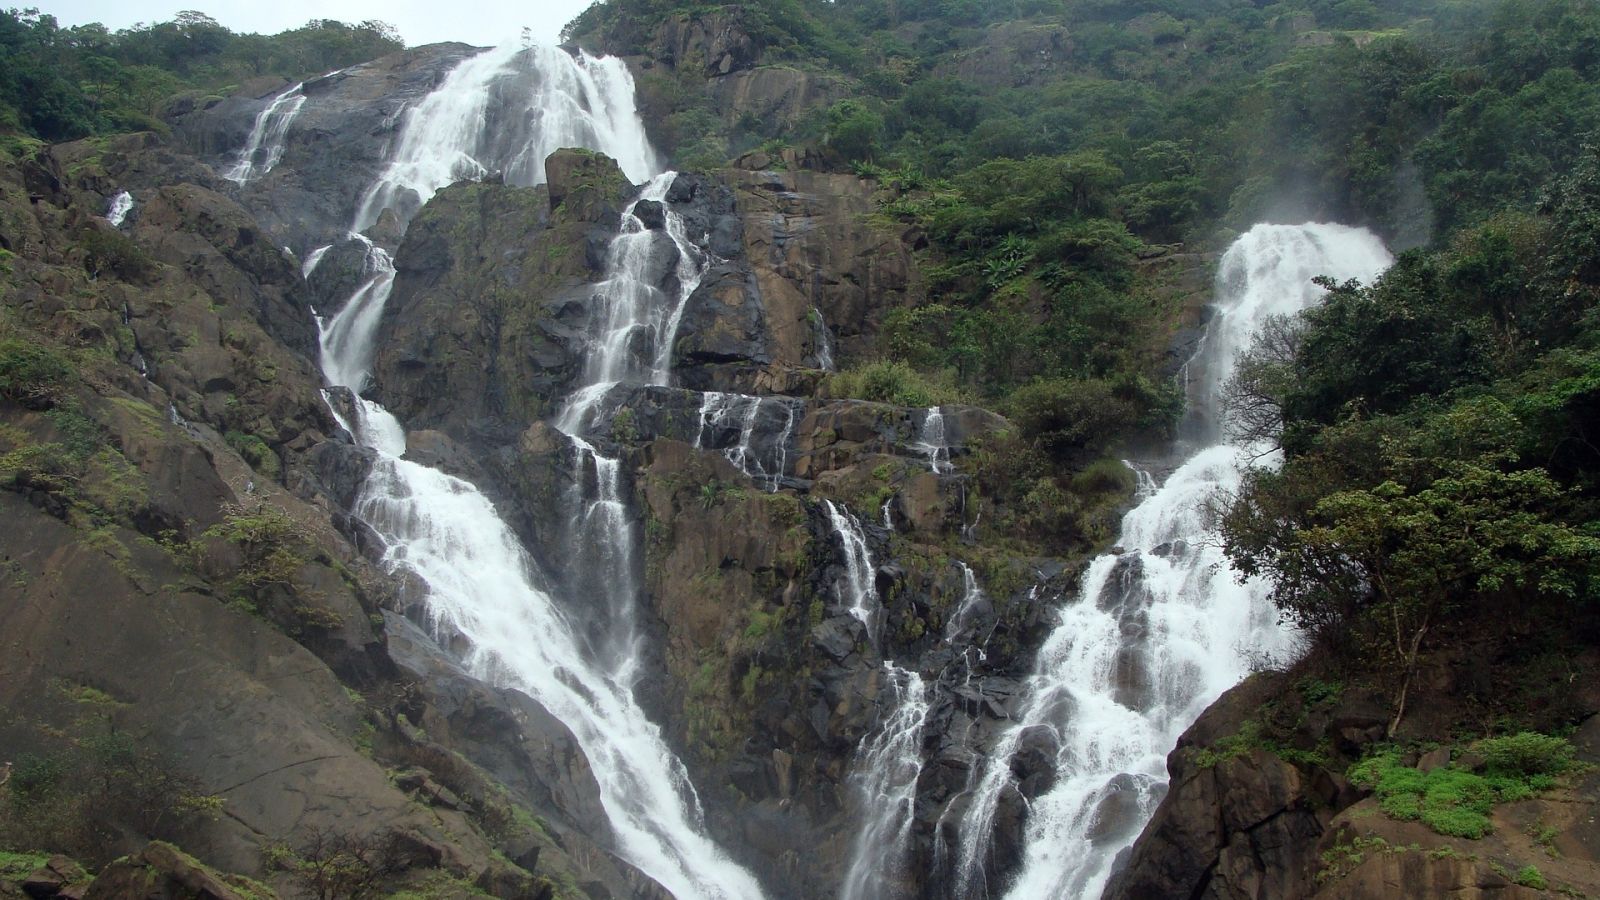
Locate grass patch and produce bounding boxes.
[823,359,964,407]
[0,339,75,407]
[1347,733,1577,839]
[0,850,49,879]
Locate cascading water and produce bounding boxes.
[355,43,658,231]
[558,172,709,432]
[840,664,932,900]
[912,406,953,475]
[105,191,134,227]
[693,392,802,491]
[822,498,939,899]
[953,223,1392,899]
[824,499,879,633]
[305,41,766,900]
[225,82,306,184]
[316,235,395,394]
[301,244,333,279]
[945,561,985,641]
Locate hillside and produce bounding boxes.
[0,2,1597,900]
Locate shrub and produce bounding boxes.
[1006,376,1176,462]
[1347,735,1576,840]
[824,360,961,407]
[79,225,154,282]
[1514,865,1547,890]
[224,430,281,480]
[0,339,74,407]
[1473,732,1576,778]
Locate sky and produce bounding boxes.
[36,0,598,47]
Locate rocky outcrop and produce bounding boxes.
[709,66,847,131]
[0,135,653,899]
[169,43,481,247]
[933,21,1074,88]
[669,157,919,390]
[1106,676,1600,900]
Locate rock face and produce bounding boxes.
[171,43,481,248]
[0,133,653,899]
[1105,676,1600,900]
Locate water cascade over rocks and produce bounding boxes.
[912,406,953,475]
[952,223,1393,899]
[355,43,658,231]
[840,664,933,900]
[104,190,134,227]
[693,392,803,491]
[558,172,709,432]
[824,499,880,635]
[305,42,765,900]
[224,82,306,184]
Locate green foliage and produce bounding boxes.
[824,99,883,163]
[225,430,281,480]
[1514,864,1548,890]
[202,501,314,611]
[1473,732,1576,778]
[1347,736,1576,839]
[0,9,404,142]
[0,718,222,862]
[824,360,962,407]
[0,339,74,407]
[1222,147,1600,719]
[1006,375,1179,463]
[0,851,50,879]
[78,225,154,282]
[609,406,638,444]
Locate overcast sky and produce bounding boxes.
[36,1,598,47]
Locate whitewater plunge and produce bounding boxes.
[355,42,658,231]
[300,41,764,900]
[952,223,1391,900]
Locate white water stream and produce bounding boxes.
[693,392,802,491]
[558,172,708,432]
[355,43,658,231]
[104,190,134,226]
[953,223,1392,899]
[225,82,306,184]
[840,663,932,900]
[307,42,765,900]
[912,406,953,474]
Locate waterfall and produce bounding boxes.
[840,663,932,900]
[912,406,952,475]
[355,44,658,231]
[953,223,1392,899]
[315,232,767,900]
[302,41,765,900]
[824,499,879,634]
[225,82,306,185]
[301,244,333,279]
[316,235,395,394]
[812,307,836,370]
[693,392,802,491]
[945,562,985,641]
[558,172,709,433]
[826,499,935,900]
[105,191,134,227]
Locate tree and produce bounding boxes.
[825,99,884,162]
[1224,398,1600,734]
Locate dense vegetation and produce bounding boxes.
[570,0,1600,467]
[0,8,402,139]
[567,0,1600,733]
[1221,145,1600,732]
[0,0,1595,769]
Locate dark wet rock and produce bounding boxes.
[633,198,667,229]
[169,43,483,249]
